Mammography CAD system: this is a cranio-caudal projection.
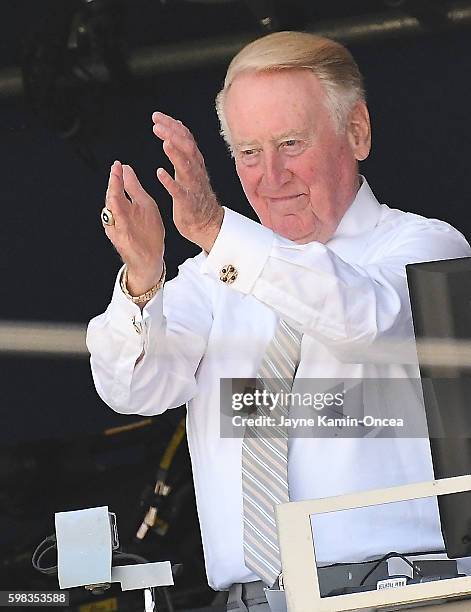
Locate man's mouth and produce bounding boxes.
[265,194,306,209]
[265,194,302,201]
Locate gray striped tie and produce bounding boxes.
[242,319,302,586]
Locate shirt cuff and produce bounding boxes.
[106,265,164,335]
[201,207,274,294]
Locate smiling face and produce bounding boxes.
[223,69,371,244]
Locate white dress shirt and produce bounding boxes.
[87,178,471,590]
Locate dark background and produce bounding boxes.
[0,0,470,608]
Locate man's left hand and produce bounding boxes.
[152,111,224,252]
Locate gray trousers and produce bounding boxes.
[225,581,270,612]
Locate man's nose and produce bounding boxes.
[260,151,292,190]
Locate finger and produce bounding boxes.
[107,160,123,198]
[105,162,133,228]
[162,139,196,184]
[156,167,187,200]
[101,205,122,232]
[122,164,153,205]
[152,113,191,140]
[110,159,123,179]
[154,127,199,164]
[105,160,123,209]
[153,121,188,145]
[152,110,170,123]
[152,111,186,129]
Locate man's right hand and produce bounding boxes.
[103,160,165,296]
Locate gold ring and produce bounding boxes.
[101,207,115,226]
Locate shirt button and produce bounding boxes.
[219,264,238,284]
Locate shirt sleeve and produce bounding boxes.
[202,207,471,363]
[86,256,213,415]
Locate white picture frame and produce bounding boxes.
[276,475,471,611]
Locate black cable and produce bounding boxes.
[32,535,57,575]
[359,551,424,586]
[32,539,175,611]
[113,551,150,565]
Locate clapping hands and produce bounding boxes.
[102,112,224,294]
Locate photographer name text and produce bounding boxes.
[232,414,404,429]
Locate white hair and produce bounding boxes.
[215,31,366,151]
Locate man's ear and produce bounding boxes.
[347,101,371,161]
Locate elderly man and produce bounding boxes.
[87,31,470,610]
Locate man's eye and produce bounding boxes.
[280,140,304,155]
[281,140,302,149]
[238,149,260,165]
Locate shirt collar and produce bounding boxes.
[329,176,382,241]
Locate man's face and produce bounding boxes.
[224,69,370,244]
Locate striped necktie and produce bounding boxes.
[242,319,302,586]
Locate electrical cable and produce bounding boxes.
[31,535,57,575]
[32,541,176,612]
[359,551,424,586]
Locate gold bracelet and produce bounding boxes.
[120,262,166,304]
